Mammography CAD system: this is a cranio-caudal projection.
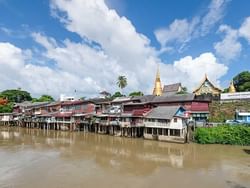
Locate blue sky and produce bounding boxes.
[0,0,249,98]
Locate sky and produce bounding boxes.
[0,0,249,98]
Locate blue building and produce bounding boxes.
[235,110,250,124]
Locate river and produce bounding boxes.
[0,127,249,188]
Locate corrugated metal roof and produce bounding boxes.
[163,83,181,93]
[152,94,195,103]
[131,95,156,103]
[146,106,182,119]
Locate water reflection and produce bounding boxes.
[0,127,249,188]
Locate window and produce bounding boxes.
[170,129,180,136]
[174,118,177,123]
[75,105,81,110]
[147,128,152,134]
[153,128,157,135]
[158,128,162,135]
[163,129,168,136]
[158,119,166,123]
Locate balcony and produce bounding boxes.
[81,120,89,124]
[120,121,131,127]
[144,121,170,128]
[131,121,144,127]
[109,120,120,126]
[100,120,109,126]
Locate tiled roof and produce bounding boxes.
[146,106,181,120]
[131,95,155,103]
[46,101,61,107]
[152,94,195,103]
[132,108,151,116]
[88,98,111,104]
[163,83,181,93]
[60,100,85,106]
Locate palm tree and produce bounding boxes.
[116,75,127,95]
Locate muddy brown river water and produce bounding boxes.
[0,127,249,188]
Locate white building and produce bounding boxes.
[144,106,187,143]
[60,94,75,102]
[221,91,250,101]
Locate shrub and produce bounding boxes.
[194,125,250,145]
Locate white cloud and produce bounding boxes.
[239,16,250,43]
[0,27,12,35]
[0,0,229,97]
[154,18,199,49]
[173,52,228,90]
[200,0,228,35]
[214,25,242,61]
[0,42,99,98]
[0,40,228,96]
[154,0,229,51]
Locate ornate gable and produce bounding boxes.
[193,75,222,96]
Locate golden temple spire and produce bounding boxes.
[229,80,236,93]
[153,64,162,96]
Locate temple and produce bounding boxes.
[229,81,236,93]
[193,74,222,96]
[152,65,162,96]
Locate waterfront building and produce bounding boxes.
[153,94,210,122]
[0,86,211,143]
[0,113,13,122]
[144,106,187,143]
[193,74,222,96]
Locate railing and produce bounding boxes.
[80,120,89,124]
[132,122,144,127]
[100,120,109,125]
[55,120,73,124]
[109,121,120,126]
[144,122,170,128]
[120,122,131,127]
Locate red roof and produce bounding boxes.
[132,108,151,116]
[61,100,86,106]
[190,102,209,112]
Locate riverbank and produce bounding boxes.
[194,125,250,145]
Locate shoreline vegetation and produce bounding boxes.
[194,125,250,145]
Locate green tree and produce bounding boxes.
[116,75,127,94]
[223,88,229,93]
[32,95,54,102]
[129,91,144,97]
[112,91,123,99]
[233,71,250,92]
[0,89,32,103]
[0,102,13,113]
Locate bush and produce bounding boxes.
[194,125,250,145]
